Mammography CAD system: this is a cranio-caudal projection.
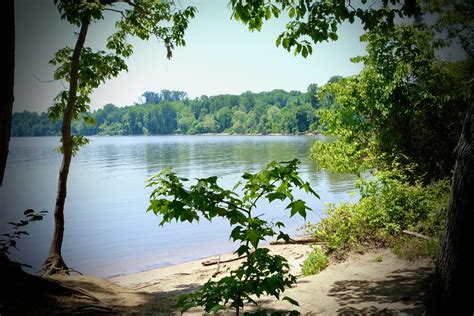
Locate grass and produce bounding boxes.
[391,236,439,261]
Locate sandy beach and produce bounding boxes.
[39,238,433,314]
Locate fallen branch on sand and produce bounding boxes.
[402,230,436,241]
[202,254,247,266]
[269,235,318,245]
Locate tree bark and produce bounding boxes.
[42,11,92,276]
[0,0,14,187]
[426,88,474,315]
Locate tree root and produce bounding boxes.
[41,254,72,276]
[1,254,104,313]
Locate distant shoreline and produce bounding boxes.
[11,132,321,137]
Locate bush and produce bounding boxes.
[301,248,329,276]
[306,169,450,256]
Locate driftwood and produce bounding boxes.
[402,230,436,241]
[202,236,317,267]
[211,255,221,277]
[202,254,246,266]
[269,235,318,245]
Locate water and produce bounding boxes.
[0,135,359,277]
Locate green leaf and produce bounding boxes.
[24,209,35,215]
[277,231,290,242]
[230,226,243,241]
[301,46,308,58]
[246,230,261,248]
[266,192,286,203]
[271,5,280,18]
[235,246,246,257]
[265,8,271,20]
[329,32,339,41]
[289,7,295,18]
[287,200,308,219]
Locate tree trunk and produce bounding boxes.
[426,88,474,315]
[0,0,14,187]
[42,12,91,276]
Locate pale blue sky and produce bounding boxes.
[15,0,366,113]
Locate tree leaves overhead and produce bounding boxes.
[230,0,422,57]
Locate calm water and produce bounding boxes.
[0,136,359,277]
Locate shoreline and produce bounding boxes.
[106,235,315,280]
[11,132,321,138]
[110,239,315,292]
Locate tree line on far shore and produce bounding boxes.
[12,79,340,137]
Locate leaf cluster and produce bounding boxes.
[147,159,318,313]
[230,0,422,57]
[54,135,90,157]
[1,209,48,258]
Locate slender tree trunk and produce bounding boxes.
[426,88,474,315]
[0,0,15,187]
[42,12,91,276]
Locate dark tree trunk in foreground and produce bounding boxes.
[42,12,91,276]
[0,0,14,187]
[427,88,474,315]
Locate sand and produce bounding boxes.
[38,242,432,314]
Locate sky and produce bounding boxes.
[14,0,367,113]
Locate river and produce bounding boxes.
[0,135,359,277]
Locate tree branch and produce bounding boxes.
[104,8,126,18]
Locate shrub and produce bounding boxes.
[301,248,329,276]
[306,169,450,256]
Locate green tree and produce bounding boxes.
[215,106,233,132]
[306,83,319,108]
[231,110,247,134]
[312,25,470,179]
[177,105,197,134]
[266,105,281,133]
[42,0,195,275]
[201,114,217,133]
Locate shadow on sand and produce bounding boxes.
[329,266,432,315]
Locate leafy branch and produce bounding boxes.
[1,209,48,267]
[147,159,319,314]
